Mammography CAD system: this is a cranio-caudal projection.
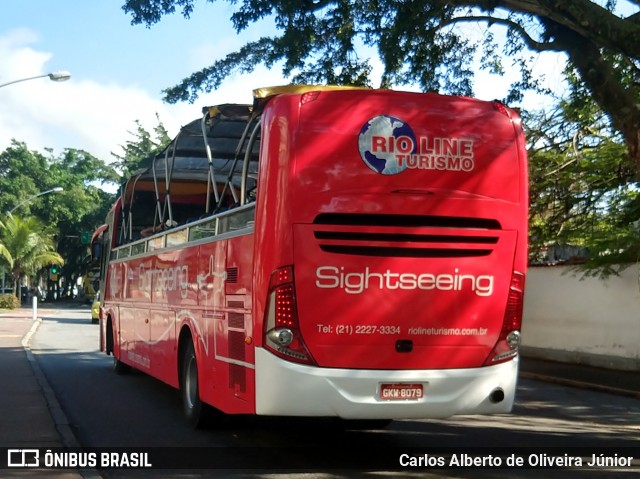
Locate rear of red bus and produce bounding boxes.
[253,89,527,419]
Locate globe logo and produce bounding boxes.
[358,115,416,175]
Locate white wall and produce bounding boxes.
[522,264,640,371]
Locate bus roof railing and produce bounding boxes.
[118,85,369,243]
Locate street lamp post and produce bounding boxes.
[0,71,71,89]
[0,71,70,295]
[1,187,64,291]
[8,186,64,214]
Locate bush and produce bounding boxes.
[0,293,20,310]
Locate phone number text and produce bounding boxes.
[316,324,401,335]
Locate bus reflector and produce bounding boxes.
[492,100,510,117]
[264,266,316,365]
[484,271,525,365]
[301,91,321,104]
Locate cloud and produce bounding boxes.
[0,28,287,166]
[0,29,187,162]
[0,28,50,75]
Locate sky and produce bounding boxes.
[0,0,571,171]
[0,1,289,164]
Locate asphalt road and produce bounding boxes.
[29,307,640,478]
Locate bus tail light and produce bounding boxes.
[484,271,525,365]
[263,266,316,365]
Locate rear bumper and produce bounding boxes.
[255,348,518,419]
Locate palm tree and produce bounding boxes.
[0,213,64,297]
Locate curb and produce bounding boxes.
[21,319,82,449]
[520,371,640,400]
[21,318,103,479]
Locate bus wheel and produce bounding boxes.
[110,322,130,375]
[180,341,211,428]
[113,355,130,375]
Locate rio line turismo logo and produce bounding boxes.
[358,115,476,174]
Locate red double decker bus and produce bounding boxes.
[93,85,528,428]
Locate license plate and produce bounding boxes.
[379,383,423,401]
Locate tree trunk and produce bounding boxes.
[550,22,640,182]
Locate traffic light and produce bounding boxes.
[51,266,58,274]
[50,266,59,282]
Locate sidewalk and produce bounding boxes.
[520,355,640,399]
[0,308,84,478]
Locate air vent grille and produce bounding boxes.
[226,267,239,283]
[312,214,501,258]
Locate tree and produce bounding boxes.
[526,71,638,275]
[111,114,171,177]
[0,141,49,216]
[0,141,119,296]
[1,117,171,299]
[44,148,120,297]
[0,213,63,295]
[122,0,640,181]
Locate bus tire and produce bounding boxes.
[110,321,130,375]
[180,341,212,429]
[113,355,130,375]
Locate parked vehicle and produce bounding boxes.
[91,292,100,324]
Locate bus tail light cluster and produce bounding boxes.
[484,271,525,365]
[264,266,316,365]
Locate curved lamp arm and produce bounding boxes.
[0,71,71,89]
[8,187,64,214]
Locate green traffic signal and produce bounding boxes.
[81,231,92,245]
[51,267,58,274]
